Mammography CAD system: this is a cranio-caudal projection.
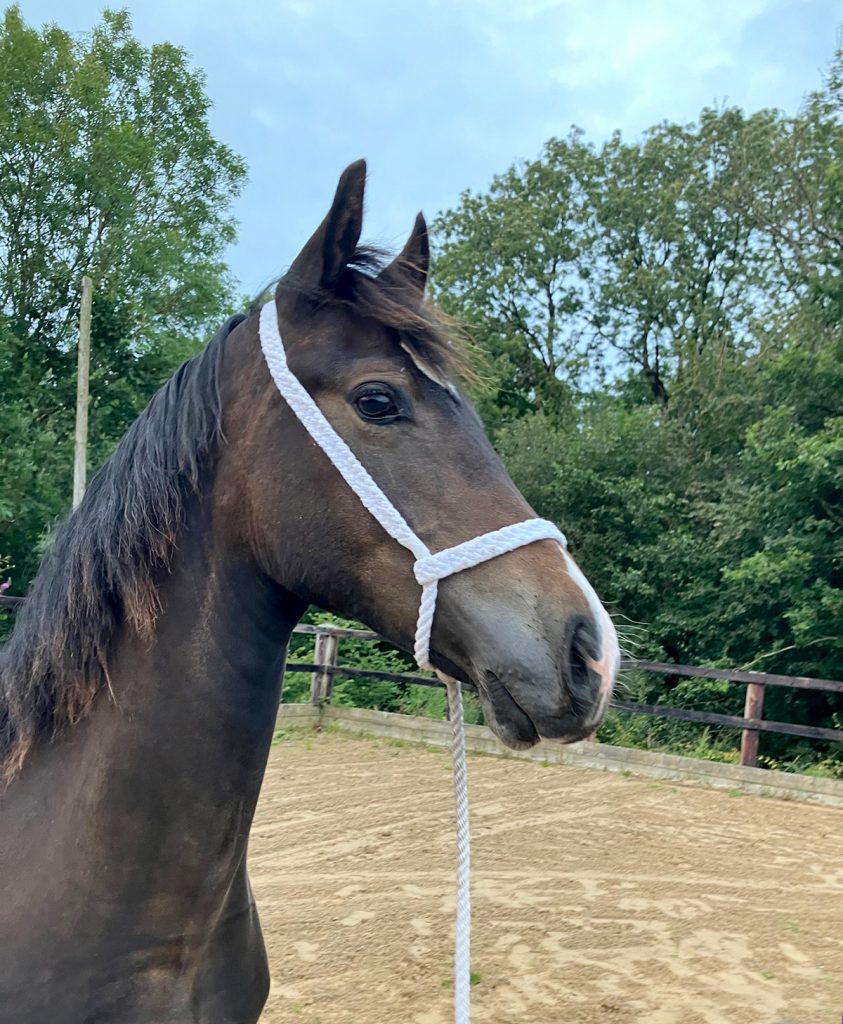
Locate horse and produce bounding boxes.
[0,160,619,1023]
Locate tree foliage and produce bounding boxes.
[0,6,246,584]
[433,46,843,768]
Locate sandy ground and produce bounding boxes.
[250,732,842,1024]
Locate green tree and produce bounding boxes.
[588,108,779,405]
[750,44,843,343]
[432,130,600,426]
[432,43,843,768]
[0,6,246,584]
[433,108,780,415]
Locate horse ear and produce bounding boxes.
[287,159,366,291]
[381,212,429,296]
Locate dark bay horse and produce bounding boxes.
[0,161,618,1023]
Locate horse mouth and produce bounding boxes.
[475,672,540,749]
[431,654,604,751]
[477,671,607,751]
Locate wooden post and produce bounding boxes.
[740,681,765,767]
[310,630,339,704]
[72,276,93,510]
[322,634,339,700]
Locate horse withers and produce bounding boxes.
[0,161,618,1023]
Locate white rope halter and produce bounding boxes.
[259,300,568,1024]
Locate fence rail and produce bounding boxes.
[3,597,841,768]
[287,625,843,768]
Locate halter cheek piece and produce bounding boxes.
[258,300,568,670]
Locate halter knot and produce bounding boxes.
[413,520,567,588]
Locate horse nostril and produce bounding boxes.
[565,620,600,703]
[569,643,590,692]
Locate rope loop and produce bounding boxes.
[414,519,567,587]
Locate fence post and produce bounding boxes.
[310,629,339,704]
[322,634,339,701]
[740,681,765,767]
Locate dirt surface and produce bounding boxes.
[251,732,842,1024]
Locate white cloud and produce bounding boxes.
[462,0,772,109]
[250,105,283,131]
[24,0,839,289]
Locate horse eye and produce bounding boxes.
[354,389,399,422]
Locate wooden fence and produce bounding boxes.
[3,595,841,768]
[287,624,843,769]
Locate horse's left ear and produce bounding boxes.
[286,159,367,292]
[381,212,429,296]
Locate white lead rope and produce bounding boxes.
[442,673,472,1024]
[259,300,568,1024]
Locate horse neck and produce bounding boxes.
[82,493,304,861]
[0,494,305,991]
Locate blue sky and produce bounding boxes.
[23,0,843,295]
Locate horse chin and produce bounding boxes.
[470,669,604,751]
[430,654,539,750]
[477,683,603,750]
[432,654,563,751]
[478,689,540,750]
[471,673,541,750]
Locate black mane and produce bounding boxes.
[0,315,244,778]
[0,249,465,779]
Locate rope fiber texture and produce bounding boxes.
[442,672,472,1024]
[259,299,569,1024]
